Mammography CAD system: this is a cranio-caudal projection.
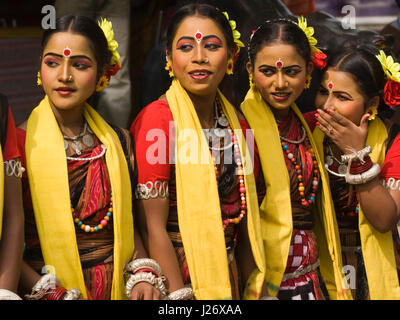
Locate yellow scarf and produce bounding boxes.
[314,118,400,299]
[165,79,266,300]
[0,145,3,240]
[25,96,133,300]
[241,87,352,299]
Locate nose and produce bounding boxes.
[274,71,287,89]
[322,94,335,111]
[192,46,208,64]
[59,60,72,82]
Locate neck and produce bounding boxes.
[49,101,85,137]
[271,106,290,122]
[187,91,217,129]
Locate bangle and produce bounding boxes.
[25,273,60,300]
[125,272,156,298]
[125,258,162,278]
[349,157,373,175]
[47,286,67,300]
[63,288,81,300]
[134,268,159,278]
[341,146,371,164]
[0,289,22,300]
[167,287,194,300]
[345,163,381,185]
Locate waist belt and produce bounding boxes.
[281,259,320,282]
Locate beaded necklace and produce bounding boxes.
[72,192,113,233]
[211,100,247,230]
[279,116,319,208]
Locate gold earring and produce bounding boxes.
[249,73,255,89]
[226,59,234,75]
[304,74,312,89]
[37,71,42,86]
[366,106,378,121]
[165,60,174,78]
[96,75,109,92]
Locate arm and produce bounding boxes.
[317,108,399,232]
[0,172,24,292]
[135,197,184,292]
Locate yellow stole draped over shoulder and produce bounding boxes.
[0,145,3,240]
[26,96,134,300]
[165,79,266,300]
[241,87,352,299]
[314,118,400,299]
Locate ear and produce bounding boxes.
[367,95,380,109]
[306,60,314,76]
[246,61,253,76]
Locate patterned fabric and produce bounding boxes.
[17,125,136,300]
[276,110,326,300]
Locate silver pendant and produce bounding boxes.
[82,134,94,148]
[214,128,226,138]
[64,139,69,150]
[72,141,83,155]
[338,164,347,175]
[217,115,229,127]
[325,156,333,166]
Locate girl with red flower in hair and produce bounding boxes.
[314,44,400,299]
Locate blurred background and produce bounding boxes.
[0,0,399,128]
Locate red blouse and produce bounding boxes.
[3,107,20,161]
[381,132,400,180]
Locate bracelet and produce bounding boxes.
[4,159,25,178]
[134,267,159,278]
[63,288,81,300]
[167,287,194,300]
[0,289,22,300]
[345,163,381,185]
[47,286,67,300]
[125,258,163,278]
[25,273,60,300]
[125,272,156,298]
[341,146,371,164]
[349,157,373,175]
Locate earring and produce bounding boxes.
[366,106,378,121]
[304,74,312,89]
[96,75,109,92]
[165,60,174,78]
[226,59,234,75]
[37,71,42,86]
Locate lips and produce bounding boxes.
[189,69,212,80]
[271,92,291,101]
[56,86,76,96]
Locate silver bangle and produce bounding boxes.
[341,146,371,164]
[135,180,169,200]
[63,288,81,300]
[345,163,381,185]
[4,159,25,178]
[125,272,156,298]
[0,289,22,300]
[167,287,194,300]
[25,273,60,300]
[124,258,163,278]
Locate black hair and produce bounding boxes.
[247,18,311,66]
[166,2,235,55]
[41,15,112,80]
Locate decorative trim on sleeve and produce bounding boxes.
[382,177,400,191]
[4,159,25,178]
[135,180,169,199]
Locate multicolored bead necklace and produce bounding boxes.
[280,125,319,208]
[212,102,247,230]
[72,192,113,232]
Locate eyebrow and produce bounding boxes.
[320,84,354,99]
[258,64,302,69]
[43,52,93,62]
[176,35,223,43]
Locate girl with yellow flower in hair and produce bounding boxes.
[16,15,162,300]
[314,44,400,299]
[131,3,268,300]
[242,17,352,300]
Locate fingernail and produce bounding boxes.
[316,122,320,126]
[327,109,332,114]
[316,109,321,113]
[315,113,319,118]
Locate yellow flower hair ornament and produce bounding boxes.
[376,50,400,107]
[97,18,121,90]
[221,11,244,74]
[296,16,327,70]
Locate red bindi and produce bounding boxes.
[63,47,71,58]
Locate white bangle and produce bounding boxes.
[125,272,156,298]
[124,258,163,278]
[63,288,81,300]
[167,287,194,300]
[4,159,25,178]
[25,273,60,300]
[341,146,371,164]
[345,163,381,185]
[0,289,22,300]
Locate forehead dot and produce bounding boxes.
[63,47,71,57]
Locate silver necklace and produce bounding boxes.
[63,122,95,155]
[204,101,233,151]
[325,143,347,175]
[279,127,307,144]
